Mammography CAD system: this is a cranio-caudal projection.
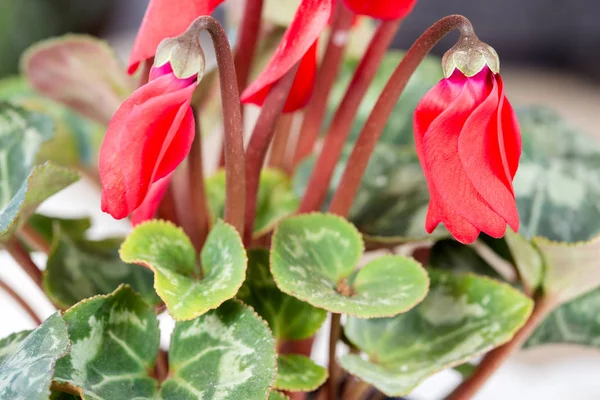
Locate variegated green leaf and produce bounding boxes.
[237,249,326,340]
[271,214,429,318]
[429,239,504,280]
[43,221,159,309]
[339,270,533,396]
[54,286,160,399]
[0,313,70,400]
[274,354,327,392]
[162,300,277,400]
[27,213,92,243]
[22,35,134,125]
[207,169,299,238]
[120,220,247,320]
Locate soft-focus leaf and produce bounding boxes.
[43,223,159,309]
[274,354,327,392]
[429,240,504,280]
[162,300,277,400]
[0,313,70,400]
[22,35,134,125]
[269,392,290,400]
[27,213,92,243]
[339,270,533,396]
[237,249,327,340]
[54,286,160,399]
[120,220,247,320]
[271,213,429,318]
[207,169,299,238]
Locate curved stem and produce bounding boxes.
[299,19,402,213]
[188,108,211,252]
[193,17,246,236]
[234,0,264,94]
[446,295,554,400]
[0,278,42,325]
[328,15,475,217]
[268,113,294,171]
[292,1,355,168]
[328,313,342,400]
[6,238,42,290]
[244,65,299,245]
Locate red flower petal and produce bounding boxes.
[497,76,522,180]
[241,0,333,111]
[343,0,417,20]
[131,174,173,225]
[100,73,195,219]
[128,0,225,74]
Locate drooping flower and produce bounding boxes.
[343,0,417,20]
[99,62,197,222]
[414,42,521,244]
[128,0,224,74]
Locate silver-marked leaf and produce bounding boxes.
[22,35,134,125]
[274,354,327,392]
[271,214,429,318]
[120,220,247,320]
[54,286,160,399]
[339,270,533,396]
[207,169,299,238]
[43,222,159,309]
[526,287,600,349]
[162,300,277,400]
[237,249,327,340]
[0,313,70,400]
[0,161,78,243]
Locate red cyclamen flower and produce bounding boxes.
[343,0,417,20]
[414,66,521,244]
[99,63,197,223]
[128,0,224,74]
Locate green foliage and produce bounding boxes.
[274,354,327,392]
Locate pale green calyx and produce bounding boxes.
[442,35,500,78]
[154,26,206,81]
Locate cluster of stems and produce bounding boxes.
[2,5,552,400]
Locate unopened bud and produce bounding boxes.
[442,35,500,78]
[154,23,206,81]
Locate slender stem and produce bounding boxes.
[233,0,264,94]
[446,295,555,400]
[188,108,211,252]
[0,278,42,325]
[343,379,371,400]
[6,238,42,290]
[157,182,180,226]
[328,313,342,400]
[243,64,299,245]
[193,17,246,236]
[328,15,475,217]
[154,349,169,382]
[299,19,402,213]
[19,225,51,254]
[139,58,153,87]
[292,1,355,168]
[268,113,294,171]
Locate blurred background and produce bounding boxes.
[1,0,599,399]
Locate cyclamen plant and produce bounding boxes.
[1,0,598,399]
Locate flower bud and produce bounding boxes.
[154,25,206,81]
[442,35,500,78]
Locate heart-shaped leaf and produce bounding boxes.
[22,35,134,125]
[54,286,160,399]
[274,354,327,392]
[526,287,600,349]
[162,300,277,400]
[120,220,247,320]
[0,313,70,400]
[42,220,159,309]
[207,169,299,238]
[339,270,533,396]
[237,249,327,340]
[270,213,429,318]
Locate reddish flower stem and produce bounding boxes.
[194,17,246,236]
[244,65,300,245]
[157,182,181,226]
[268,113,294,172]
[233,0,264,94]
[328,15,475,217]
[299,19,402,213]
[187,109,211,252]
[292,1,355,168]
[6,238,43,290]
[446,295,555,400]
[328,313,342,400]
[19,224,51,254]
[0,278,42,325]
